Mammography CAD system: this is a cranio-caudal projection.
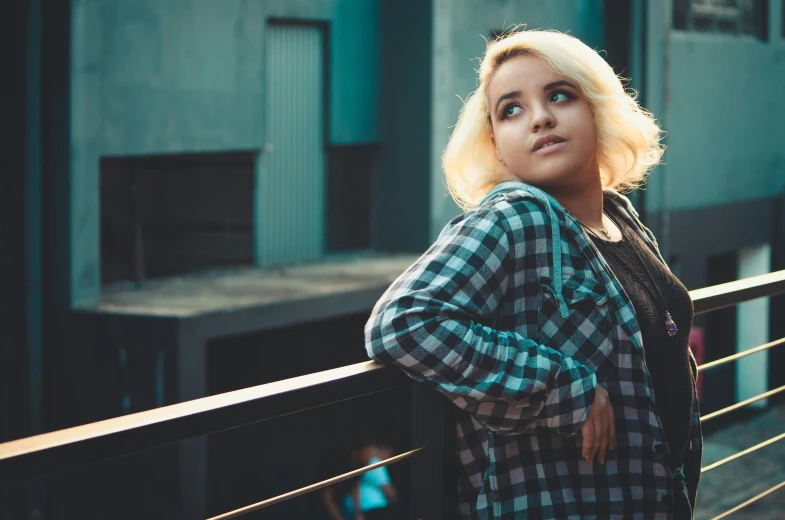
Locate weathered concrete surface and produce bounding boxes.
[79,252,418,318]
[697,402,785,519]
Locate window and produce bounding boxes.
[100,151,257,284]
[673,0,769,40]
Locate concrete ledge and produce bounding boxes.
[75,253,419,322]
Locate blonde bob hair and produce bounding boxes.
[443,29,664,211]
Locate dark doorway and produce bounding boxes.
[325,144,376,252]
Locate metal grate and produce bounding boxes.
[673,0,768,39]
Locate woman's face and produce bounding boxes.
[488,54,599,194]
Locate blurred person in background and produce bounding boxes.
[366,28,701,519]
[321,435,398,520]
[342,441,398,520]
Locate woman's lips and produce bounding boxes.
[532,141,567,155]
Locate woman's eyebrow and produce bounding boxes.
[543,80,577,91]
[494,90,521,113]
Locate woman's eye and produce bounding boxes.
[503,105,522,118]
[550,91,571,103]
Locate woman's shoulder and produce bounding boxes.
[438,184,562,249]
[439,196,549,247]
[471,184,554,227]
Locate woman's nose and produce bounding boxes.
[530,105,555,131]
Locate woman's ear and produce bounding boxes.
[491,134,503,163]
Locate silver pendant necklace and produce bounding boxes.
[578,215,613,241]
[586,224,612,240]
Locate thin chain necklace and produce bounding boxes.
[590,213,679,337]
[578,215,612,241]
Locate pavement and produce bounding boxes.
[696,401,785,519]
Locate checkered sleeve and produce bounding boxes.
[365,204,597,436]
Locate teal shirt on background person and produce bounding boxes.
[342,456,391,515]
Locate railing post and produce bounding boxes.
[409,383,446,519]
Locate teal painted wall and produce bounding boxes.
[428,0,606,241]
[659,30,785,212]
[70,0,380,304]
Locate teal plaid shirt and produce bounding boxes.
[365,181,702,519]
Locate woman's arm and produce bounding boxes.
[365,202,597,436]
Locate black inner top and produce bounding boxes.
[589,207,695,468]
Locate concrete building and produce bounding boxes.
[2,0,784,518]
[641,0,785,418]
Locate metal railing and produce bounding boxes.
[1,270,785,519]
[0,360,405,483]
[691,270,785,519]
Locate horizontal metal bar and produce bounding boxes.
[711,479,785,520]
[208,446,426,520]
[691,270,785,315]
[0,361,405,482]
[697,337,785,372]
[702,431,785,473]
[701,384,785,422]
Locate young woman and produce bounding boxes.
[365,29,702,519]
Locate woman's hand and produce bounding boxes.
[581,384,615,464]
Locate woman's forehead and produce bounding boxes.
[488,55,565,96]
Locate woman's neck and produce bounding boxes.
[549,180,605,228]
